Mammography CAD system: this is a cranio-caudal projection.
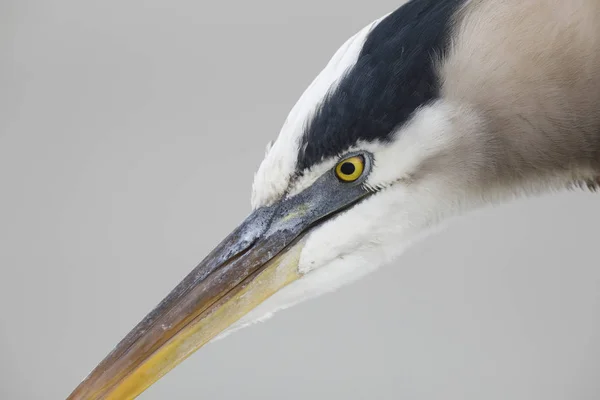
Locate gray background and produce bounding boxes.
[1,1,600,399]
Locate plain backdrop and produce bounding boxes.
[2,1,600,399]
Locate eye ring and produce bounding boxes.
[335,155,365,182]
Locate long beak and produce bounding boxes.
[67,169,371,400]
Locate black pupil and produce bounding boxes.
[340,162,356,175]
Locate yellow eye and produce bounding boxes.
[335,155,365,182]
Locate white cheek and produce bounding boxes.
[298,184,438,274]
[211,180,465,344]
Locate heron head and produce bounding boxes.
[67,1,559,399]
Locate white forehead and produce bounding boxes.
[250,12,392,210]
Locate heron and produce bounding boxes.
[68,0,600,398]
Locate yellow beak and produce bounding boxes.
[68,238,305,399]
[67,164,372,399]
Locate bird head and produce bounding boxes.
[68,0,600,399]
